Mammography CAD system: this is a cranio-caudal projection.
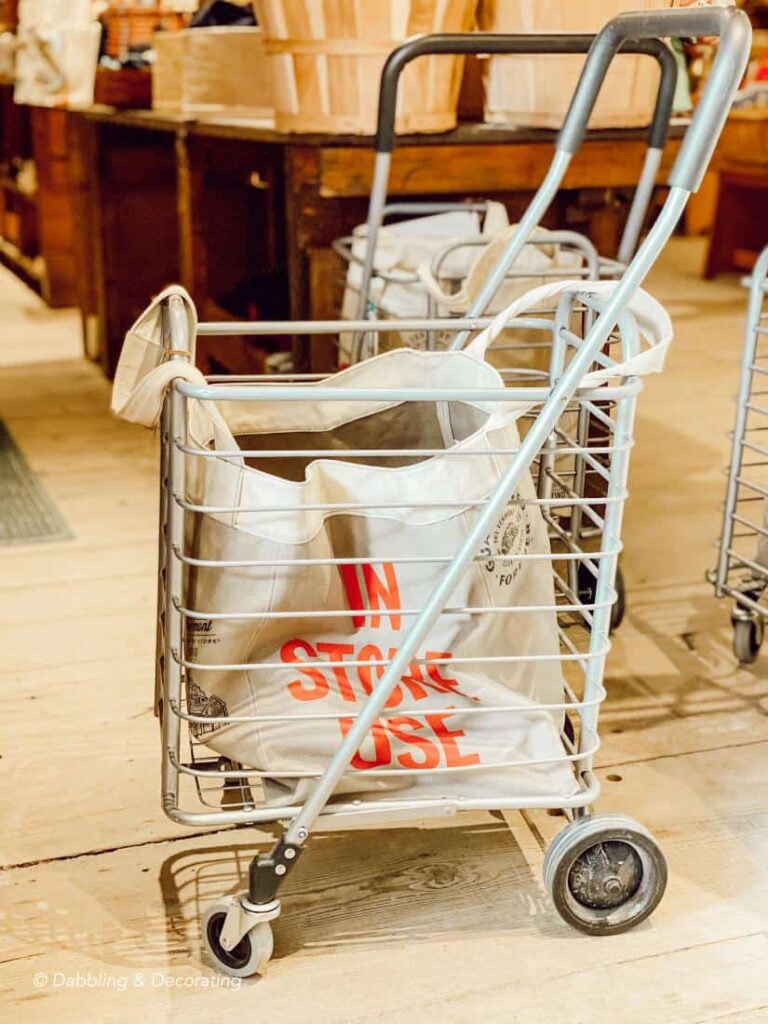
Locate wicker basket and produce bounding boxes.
[478,0,670,130]
[103,6,187,60]
[153,27,273,120]
[254,0,478,135]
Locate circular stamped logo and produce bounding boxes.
[480,496,533,585]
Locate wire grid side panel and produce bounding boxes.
[723,288,768,610]
[166,382,626,820]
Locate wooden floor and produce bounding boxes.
[1,241,767,1023]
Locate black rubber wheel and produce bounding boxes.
[543,814,667,936]
[201,901,274,977]
[732,617,763,666]
[578,562,626,633]
[611,565,627,632]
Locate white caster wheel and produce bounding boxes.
[543,813,667,935]
[732,616,763,666]
[202,899,274,978]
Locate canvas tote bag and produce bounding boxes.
[113,286,580,807]
[339,204,578,364]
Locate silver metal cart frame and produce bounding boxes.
[425,230,629,631]
[151,7,749,976]
[710,244,768,664]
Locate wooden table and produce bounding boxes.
[704,112,768,279]
[68,107,684,375]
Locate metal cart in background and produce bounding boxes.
[144,7,749,977]
[710,245,768,664]
[346,32,678,347]
[335,33,678,633]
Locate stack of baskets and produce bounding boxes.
[250,0,671,135]
[253,0,477,134]
[477,0,671,129]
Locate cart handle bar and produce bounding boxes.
[377,6,751,191]
[376,32,677,154]
[560,6,750,192]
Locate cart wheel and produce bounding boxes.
[202,901,274,978]
[577,563,626,633]
[563,712,575,747]
[611,565,627,632]
[732,616,764,666]
[543,813,667,935]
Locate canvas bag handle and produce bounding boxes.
[463,279,673,385]
[111,285,242,453]
[417,225,559,314]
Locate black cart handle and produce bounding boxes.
[376,33,677,154]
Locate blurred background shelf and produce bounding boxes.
[0,232,42,293]
[0,83,77,307]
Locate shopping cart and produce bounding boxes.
[341,31,678,358]
[335,34,677,635]
[709,245,768,664]
[134,6,748,977]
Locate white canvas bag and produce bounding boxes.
[15,0,100,109]
[113,287,579,806]
[185,349,576,806]
[339,204,577,364]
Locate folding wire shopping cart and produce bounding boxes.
[113,6,749,978]
[709,245,768,664]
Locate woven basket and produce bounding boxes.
[254,0,478,135]
[478,0,670,130]
[104,7,186,60]
[153,27,273,120]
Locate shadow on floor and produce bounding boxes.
[157,820,561,966]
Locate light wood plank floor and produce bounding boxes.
[1,241,767,1023]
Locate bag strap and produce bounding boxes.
[417,225,558,315]
[464,279,673,382]
[111,284,242,456]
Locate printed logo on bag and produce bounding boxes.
[187,617,214,634]
[279,561,484,771]
[480,496,533,585]
[186,617,219,650]
[187,681,229,738]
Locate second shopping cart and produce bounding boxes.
[710,245,768,664]
[334,33,678,632]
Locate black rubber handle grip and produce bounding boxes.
[375,32,677,153]
[557,7,751,190]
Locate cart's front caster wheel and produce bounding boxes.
[732,616,763,665]
[202,901,274,978]
[543,813,667,935]
[577,563,626,633]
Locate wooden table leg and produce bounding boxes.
[67,113,105,364]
